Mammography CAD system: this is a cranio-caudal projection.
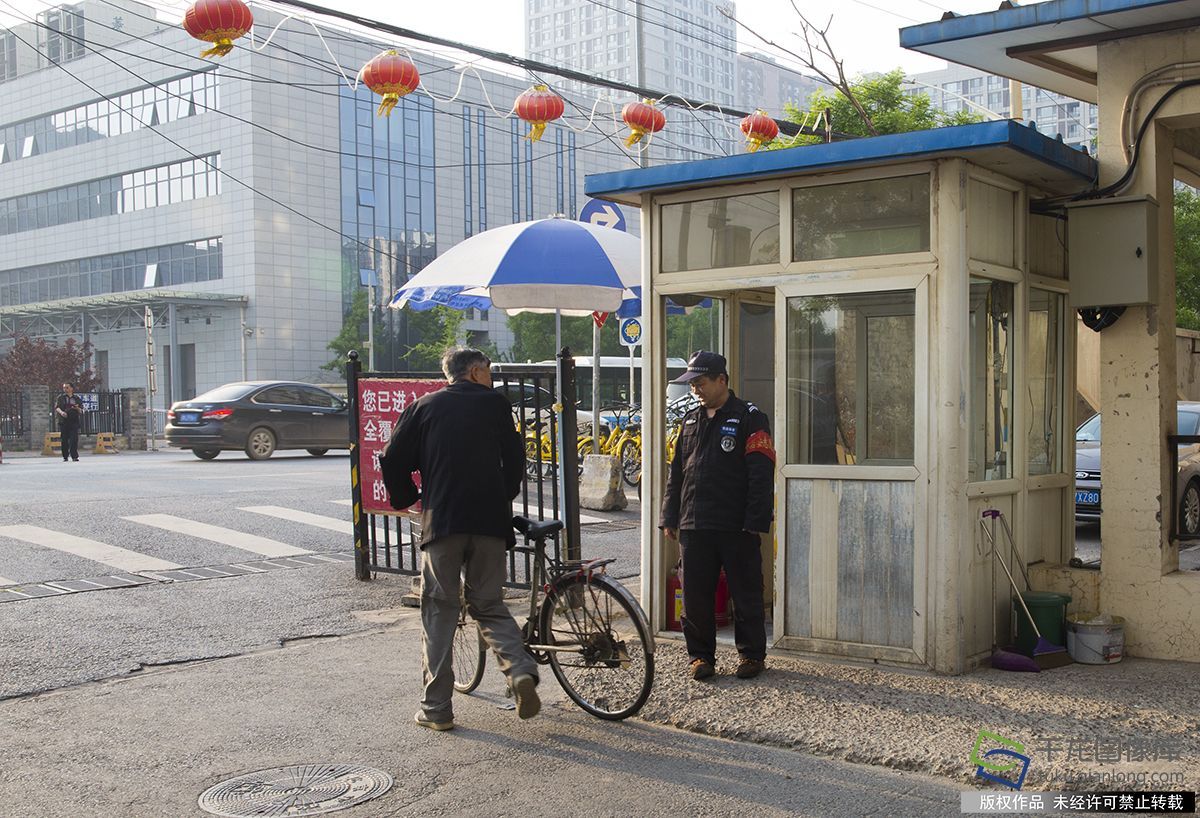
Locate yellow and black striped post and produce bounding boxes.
[346,350,371,581]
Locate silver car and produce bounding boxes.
[1075,401,1200,537]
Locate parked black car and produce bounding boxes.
[165,381,348,460]
[1075,401,1200,535]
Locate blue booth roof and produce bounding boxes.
[585,120,1097,205]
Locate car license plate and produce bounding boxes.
[1075,490,1100,506]
[180,411,200,424]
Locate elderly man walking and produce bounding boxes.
[381,347,539,730]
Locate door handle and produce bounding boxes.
[312,412,323,416]
[269,408,282,413]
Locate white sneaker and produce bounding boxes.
[511,674,540,720]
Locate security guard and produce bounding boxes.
[661,350,775,680]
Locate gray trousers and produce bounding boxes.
[419,533,537,721]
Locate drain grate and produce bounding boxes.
[198,764,393,817]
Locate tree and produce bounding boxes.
[403,306,467,371]
[1176,186,1200,330]
[0,336,99,391]
[785,70,981,145]
[507,313,625,363]
[322,289,370,371]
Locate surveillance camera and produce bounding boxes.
[243,327,254,337]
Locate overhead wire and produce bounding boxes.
[8,0,652,170]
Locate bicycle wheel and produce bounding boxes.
[618,437,642,487]
[452,609,487,694]
[539,575,654,720]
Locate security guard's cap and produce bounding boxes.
[672,350,728,383]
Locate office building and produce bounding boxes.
[0,0,633,401]
[736,51,821,119]
[905,63,1097,151]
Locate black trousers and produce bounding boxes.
[60,426,79,461]
[679,529,766,663]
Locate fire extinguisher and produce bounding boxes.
[714,569,731,628]
[666,565,683,631]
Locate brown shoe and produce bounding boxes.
[735,658,765,679]
[689,658,715,680]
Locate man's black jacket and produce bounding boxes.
[660,392,776,533]
[379,380,524,547]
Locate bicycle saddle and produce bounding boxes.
[512,515,564,539]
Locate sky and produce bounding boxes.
[0,0,1050,79]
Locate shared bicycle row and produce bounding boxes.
[519,394,699,489]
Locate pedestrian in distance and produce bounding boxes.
[661,350,775,681]
[54,382,84,462]
[380,347,540,731]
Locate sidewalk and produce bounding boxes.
[1,567,1195,815]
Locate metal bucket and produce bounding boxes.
[1066,612,1126,664]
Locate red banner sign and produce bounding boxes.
[357,378,445,514]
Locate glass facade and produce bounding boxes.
[793,175,930,262]
[968,277,1014,482]
[661,192,779,272]
[0,71,218,165]
[338,87,437,311]
[0,238,222,305]
[0,154,221,236]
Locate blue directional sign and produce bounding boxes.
[579,197,627,232]
[619,317,643,347]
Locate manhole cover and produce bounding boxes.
[198,764,393,817]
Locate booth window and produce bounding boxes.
[1026,289,1065,475]
[661,192,779,272]
[968,278,1013,481]
[786,291,915,466]
[792,175,929,262]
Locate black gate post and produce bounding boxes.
[346,350,370,581]
[556,347,582,562]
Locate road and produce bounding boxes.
[0,449,969,817]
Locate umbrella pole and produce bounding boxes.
[593,320,602,455]
[555,310,562,353]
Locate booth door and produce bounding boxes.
[734,293,777,613]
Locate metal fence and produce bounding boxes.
[47,390,128,436]
[347,352,580,589]
[0,389,26,440]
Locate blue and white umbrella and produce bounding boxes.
[389,217,640,316]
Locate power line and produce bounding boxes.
[256,0,836,140]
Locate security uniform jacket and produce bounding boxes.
[54,393,83,429]
[380,380,524,547]
[661,393,775,533]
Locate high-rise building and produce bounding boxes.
[0,0,634,399]
[736,51,822,120]
[525,0,739,162]
[904,64,1097,151]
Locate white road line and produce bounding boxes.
[239,506,353,534]
[0,525,183,573]
[123,514,311,558]
[0,574,16,587]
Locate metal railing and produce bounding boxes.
[347,351,580,589]
[48,390,128,436]
[0,389,26,439]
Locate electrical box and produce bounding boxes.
[1066,195,1158,307]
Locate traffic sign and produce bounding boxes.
[619,317,643,347]
[579,198,627,232]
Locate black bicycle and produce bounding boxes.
[451,516,654,720]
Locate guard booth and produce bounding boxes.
[586,121,1096,674]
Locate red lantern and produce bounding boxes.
[182,0,253,59]
[514,85,565,142]
[361,50,421,117]
[621,99,666,148]
[740,109,779,153]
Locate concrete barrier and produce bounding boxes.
[579,454,627,511]
[41,432,61,456]
[94,432,119,454]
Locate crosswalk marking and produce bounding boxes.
[0,573,15,586]
[240,506,353,534]
[0,525,183,573]
[123,514,311,558]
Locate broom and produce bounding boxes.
[993,546,1071,669]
